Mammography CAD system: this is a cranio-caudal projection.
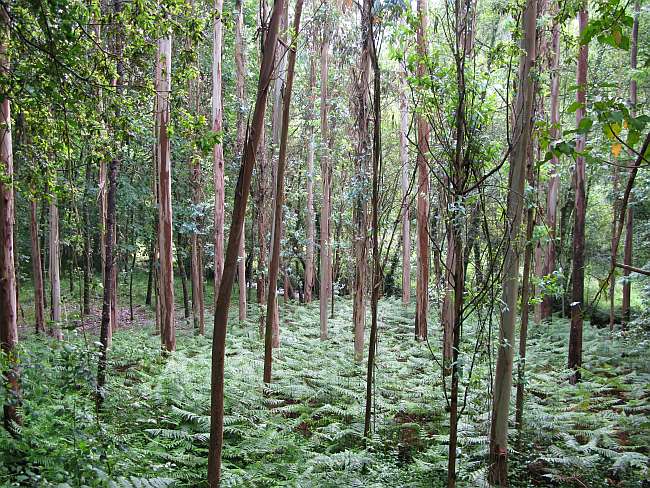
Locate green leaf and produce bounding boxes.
[577,118,593,134]
[567,101,583,114]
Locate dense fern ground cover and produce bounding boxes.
[1,295,649,487]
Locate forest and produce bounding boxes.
[0,0,648,485]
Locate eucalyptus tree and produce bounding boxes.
[319,8,332,340]
[0,5,19,434]
[399,70,410,306]
[488,0,537,481]
[568,7,589,385]
[207,0,285,481]
[97,0,125,406]
[213,0,225,298]
[352,0,371,362]
[414,0,429,341]
[264,0,304,384]
[156,34,176,352]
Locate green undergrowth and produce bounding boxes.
[0,297,648,487]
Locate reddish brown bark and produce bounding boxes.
[156,36,176,352]
[568,9,588,385]
[415,0,429,341]
[0,8,20,431]
[207,0,284,481]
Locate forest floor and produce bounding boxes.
[1,292,649,487]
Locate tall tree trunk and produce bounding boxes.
[319,18,331,341]
[213,0,225,298]
[267,0,288,341]
[49,197,63,340]
[399,71,410,306]
[264,0,303,383]
[97,0,123,405]
[177,238,190,319]
[30,201,45,333]
[541,10,561,321]
[188,1,205,335]
[235,0,247,324]
[156,36,176,352]
[568,9,588,385]
[146,235,155,306]
[0,8,20,431]
[304,54,316,303]
[363,11,380,438]
[622,0,639,324]
[609,165,619,330]
[488,0,537,481]
[353,0,371,362]
[415,0,429,341]
[207,0,284,481]
[442,227,455,368]
[238,221,247,321]
[256,134,269,336]
[515,164,536,430]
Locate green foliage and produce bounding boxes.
[2,297,649,486]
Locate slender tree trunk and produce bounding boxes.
[442,227,455,368]
[97,0,123,404]
[49,197,63,340]
[238,221,247,321]
[235,0,247,323]
[319,18,331,341]
[488,0,537,481]
[213,0,225,299]
[207,0,284,481]
[30,201,45,333]
[353,0,371,362]
[399,71,410,306]
[256,127,269,336]
[363,14,380,438]
[156,36,176,352]
[177,238,190,319]
[622,0,639,324]
[304,54,316,303]
[0,8,20,431]
[609,165,620,330]
[82,157,92,316]
[568,9,588,385]
[515,165,536,430]
[267,0,288,341]
[415,0,430,341]
[264,0,303,383]
[188,2,205,335]
[146,236,155,306]
[541,11,561,321]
